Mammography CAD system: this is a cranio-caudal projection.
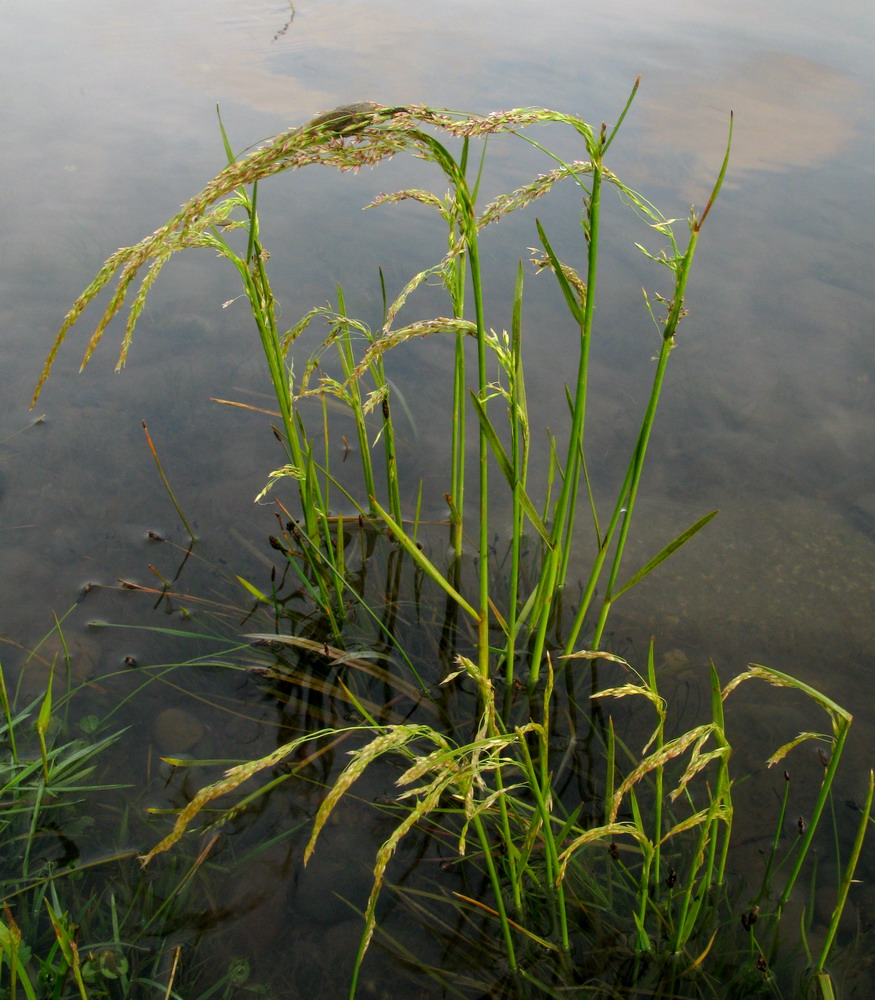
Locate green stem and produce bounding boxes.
[529,150,603,685]
[334,292,378,512]
[473,812,518,974]
[567,227,700,653]
[816,770,874,972]
[517,731,571,956]
[464,225,491,683]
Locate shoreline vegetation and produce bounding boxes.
[5,92,871,998]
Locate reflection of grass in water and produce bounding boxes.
[29,92,874,998]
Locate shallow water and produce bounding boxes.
[2,0,875,995]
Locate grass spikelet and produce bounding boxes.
[254,463,303,502]
[529,249,588,308]
[439,108,592,141]
[367,188,451,221]
[380,254,464,330]
[352,773,453,987]
[359,384,388,418]
[346,318,477,386]
[723,664,852,729]
[592,682,665,711]
[766,731,832,767]
[609,724,714,823]
[292,315,477,404]
[140,729,338,865]
[477,161,593,229]
[557,822,652,883]
[661,803,731,843]
[668,742,730,803]
[455,779,525,857]
[562,649,632,665]
[31,253,125,404]
[395,744,459,788]
[304,725,442,864]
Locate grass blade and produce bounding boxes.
[610,510,718,600]
[368,497,480,621]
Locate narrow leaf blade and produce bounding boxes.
[612,511,718,601]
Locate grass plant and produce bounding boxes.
[0,648,130,998]
[1,627,298,999]
[32,93,724,682]
[31,92,872,997]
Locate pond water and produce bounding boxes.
[2,0,875,996]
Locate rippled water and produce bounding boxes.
[2,0,874,994]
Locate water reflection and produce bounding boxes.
[638,52,866,195]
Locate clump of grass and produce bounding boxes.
[32,90,723,686]
[0,645,132,997]
[1,627,293,1000]
[120,638,871,998]
[32,90,871,998]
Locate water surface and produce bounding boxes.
[2,0,874,994]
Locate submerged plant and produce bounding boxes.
[32,91,871,998]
